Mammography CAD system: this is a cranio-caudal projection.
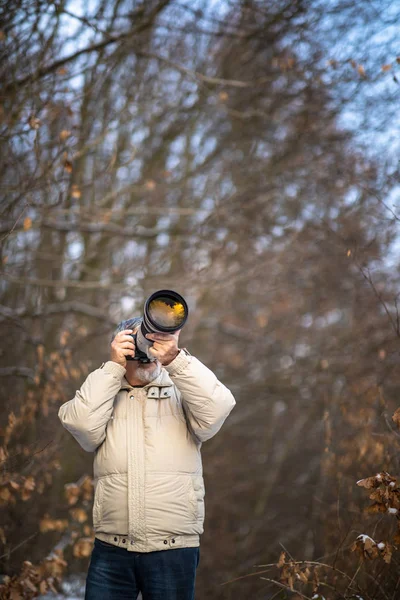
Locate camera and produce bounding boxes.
[127,290,189,363]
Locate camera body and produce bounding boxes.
[126,332,155,364]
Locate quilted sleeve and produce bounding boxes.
[164,350,236,442]
[58,361,126,452]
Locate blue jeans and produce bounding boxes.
[84,538,200,600]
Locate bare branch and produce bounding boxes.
[0,302,113,321]
[0,366,35,379]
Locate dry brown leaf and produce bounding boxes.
[63,159,73,173]
[0,487,12,504]
[40,515,53,533]
[23,578,37,593]
[28,115,41,130]
[357,64,366,77]
[65,482,80,505]
[352,535,379,560]
[10,588,23,600]
[277,551,286,568]
[357,476,379,489]
[297,570,308,583]
[42,555,68,580]
[24,476,35,492]
[382,544,392,563]
[144,179,156,191]
[40,515,68,532]
[369,489,384,501]
[73,537,93,558]
[382,64,392,72]
[366,502,386,514]
[39,580,48,594]
[70,507,88,523]
[23,217,32,231]
[59,129,71,141]
[71,184,81,199]
[392,408,400,428]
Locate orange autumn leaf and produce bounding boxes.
[71,185,81,199]
[69,507,88,523]
[144,179,156,191]
[59,129,71,142]
[277,551,286,568]
[392,408,400,428]
[23,217,32,231]
[64,482,81,505]
[357,64,366,77]
[73,537,93,558]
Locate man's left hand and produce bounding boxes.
[145,331,181,366]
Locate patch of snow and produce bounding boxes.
[40,575,142,600]
[39,575,85,599]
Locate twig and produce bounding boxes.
[0,532,39,560]
[356,263,399,337]
[0,366,35,379]
[1,273,134,290]
[0,202,30,244]
[259,577,313,599]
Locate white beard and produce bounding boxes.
[134,362,162,384]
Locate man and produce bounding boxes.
[58,317,236,600]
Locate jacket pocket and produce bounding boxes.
[93,479,104,528]
[188,475,205,521]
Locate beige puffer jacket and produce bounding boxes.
[58,349,236,553]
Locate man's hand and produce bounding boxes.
[145,330,181,366]
[110,329,135,367]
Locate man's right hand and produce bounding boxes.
[110,329,135,367]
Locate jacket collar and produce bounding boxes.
[120,367,173,391]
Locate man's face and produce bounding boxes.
[125,327,161,384]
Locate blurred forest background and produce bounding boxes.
[2,0,400,598]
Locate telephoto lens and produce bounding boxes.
[127,290,188,363]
